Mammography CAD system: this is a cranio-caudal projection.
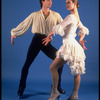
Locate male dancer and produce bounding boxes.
[11,0,66,97]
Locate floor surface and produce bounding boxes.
[2,79,99,100]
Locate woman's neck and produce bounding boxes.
[71,7,79,16]
[71,7,80,25]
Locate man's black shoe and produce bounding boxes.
[58,86,66,94]
[17,87,25,97]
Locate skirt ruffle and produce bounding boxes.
[56,38,86,75]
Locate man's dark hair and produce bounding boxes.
[40,0,45,8]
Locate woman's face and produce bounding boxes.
[66,0,75,11]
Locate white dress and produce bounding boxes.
[52,14,89,75]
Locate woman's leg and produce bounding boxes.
[41,41,66,94]
[74,74,81,92]
[50,58,66,89]
[48,58,66,100]
[67,74,81,100]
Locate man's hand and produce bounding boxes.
[11,35,16,45]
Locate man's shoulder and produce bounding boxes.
[51,10,61,16]
[31,10,41,15]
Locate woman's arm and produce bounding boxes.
[42,30,54,46]
[78,21,89,50]
[79,34,87,50]
[42,15,73,46]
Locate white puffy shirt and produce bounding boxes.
[11,10,63,36]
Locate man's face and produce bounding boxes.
[42,0,52,8]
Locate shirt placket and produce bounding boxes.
[40,10,50,35]
[45,20,48,35]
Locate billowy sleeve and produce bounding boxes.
[52,15,73,36]
[78,21,89,36]
[56,13,63,24]
[11,13,33,37]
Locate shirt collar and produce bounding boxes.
[40,9,51,20]
[40,9,51,14]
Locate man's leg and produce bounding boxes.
[40,38,66,94]
[57,67,66,94]
[18,35,41,97]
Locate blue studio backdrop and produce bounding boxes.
[2,0,99,100]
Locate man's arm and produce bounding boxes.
[11,13,33,44]
[11,35,16,45]
[56,13,63,24]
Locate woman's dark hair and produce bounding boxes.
[40,0,45,8]
[72,0,79,8]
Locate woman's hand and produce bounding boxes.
[42,31,54,46]
[42,35,53,46]
[79,40,87,50]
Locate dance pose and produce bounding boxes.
[11,0,66,97]
[43,0,89,100]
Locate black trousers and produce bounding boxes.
[19,33,63,88]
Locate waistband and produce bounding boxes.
[34,33,47,37]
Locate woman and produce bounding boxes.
[42,0,89,100]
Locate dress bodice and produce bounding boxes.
[52,14,89,39]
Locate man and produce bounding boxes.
[11,0,66,97]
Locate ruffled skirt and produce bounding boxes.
[56,37,86,75]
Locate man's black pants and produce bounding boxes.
[19,33,63,88]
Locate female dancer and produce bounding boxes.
[43,0,89,100]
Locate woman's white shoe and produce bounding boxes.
[48,88,60,100]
